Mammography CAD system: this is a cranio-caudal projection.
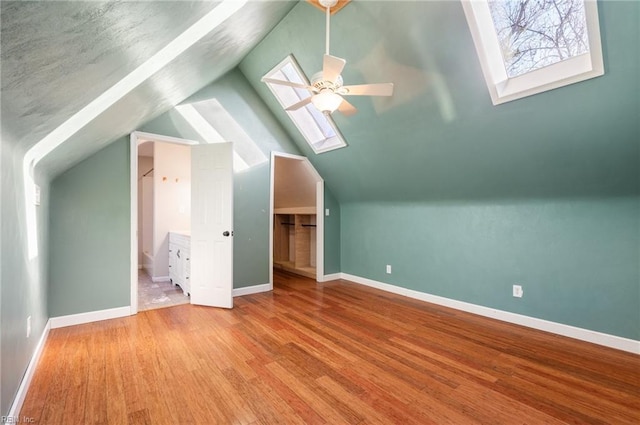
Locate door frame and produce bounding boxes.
[129,131,198,314]
[269,151,325,286]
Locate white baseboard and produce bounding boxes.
[50,306,131,329]
[8,319,52,420]
[233,283,272,297]
[151,276,170,283]
[322,273,342,282]
[341,273,640,355]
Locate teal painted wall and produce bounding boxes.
[342,198,639,340]
[49,138,130,316]
[324,187,341,275]
[1,141,49,415]
[232,165,271,287]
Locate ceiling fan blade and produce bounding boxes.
[338,99,358,116]
[285,96,313,111]
[322,54,346,83]
[261,77,311,90]
[341,83,394,97]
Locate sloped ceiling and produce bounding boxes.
[1,0,637,201]
[240,1,639,202]
[1,0,296,177]
[274,156,319,209]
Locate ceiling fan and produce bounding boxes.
[262,0,393,116]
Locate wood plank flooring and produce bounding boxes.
[20,271,640,424]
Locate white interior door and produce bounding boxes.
[190,142,233,308]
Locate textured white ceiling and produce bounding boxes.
[1,0,296,177]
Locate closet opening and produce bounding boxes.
[270,152,324,284]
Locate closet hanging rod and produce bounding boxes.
[280,222,295,226]
[301,224,317,227]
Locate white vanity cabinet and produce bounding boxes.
[168,232,191,296]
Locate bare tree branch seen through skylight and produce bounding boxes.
[488,0,590,77]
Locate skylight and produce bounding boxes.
[462,0,603,105]
[263,55,347,154]
[176,99,268,173]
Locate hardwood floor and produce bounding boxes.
[21,271,640,424]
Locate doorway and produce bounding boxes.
[269,152,325,285]
[137,140,191,311]
[129,131,234,314]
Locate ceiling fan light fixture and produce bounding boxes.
[263,0,392,118]
[311,91,343,113]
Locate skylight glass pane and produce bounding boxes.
[488,0,590,78]
[281,63,305,85]
[263,55,347,154]
[305,104,336,139]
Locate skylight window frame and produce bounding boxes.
[461,0,604,105]
[263,55,347,154]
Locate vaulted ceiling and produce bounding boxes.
[1,0,638,202]
[240,0,639,202]
[1,0,296,176]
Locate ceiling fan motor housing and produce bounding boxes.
[318,0,339,8]
[311,71,343,92]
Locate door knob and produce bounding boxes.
[223,231,230,237]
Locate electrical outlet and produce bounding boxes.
[27,316,32,338]
[386,265,392,274]
[513,285,523,298]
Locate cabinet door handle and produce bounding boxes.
[177,249,181,259]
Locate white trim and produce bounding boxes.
[321,273,342,282]
[151,276,171,283]
[268,152,276,290]
[233,283,271,297]
[130,133,138,314]
[8,320,51,420]
[341,273,640,354]
[50,306,131,329]
[269,151,325,285]
[316,180,325,280]
[134,131,199,146]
